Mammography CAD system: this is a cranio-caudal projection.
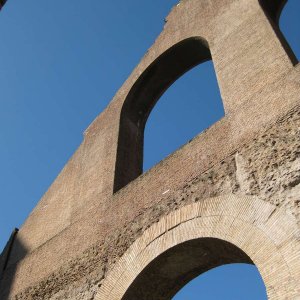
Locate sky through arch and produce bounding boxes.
[173,264,267,300]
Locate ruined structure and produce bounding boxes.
[0,0,300,299]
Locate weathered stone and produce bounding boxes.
[0,0,299,299]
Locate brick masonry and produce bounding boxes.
[0,0,299,299]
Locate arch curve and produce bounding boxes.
[114,37,212,192]
[122,238,254,300]
[96,195,300,300]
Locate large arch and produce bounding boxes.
[122,238,255,300]
[113,37,213,192]
[96,195,300,300]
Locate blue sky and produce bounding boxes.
[0,0,299,298]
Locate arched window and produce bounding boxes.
[260,0,299,65]
[114,37,224,192]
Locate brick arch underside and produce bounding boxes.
[122,238,253,300]
[96,195,300,300]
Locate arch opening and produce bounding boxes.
[96,196,299,300]
[143,60,224,172]
[279,0,300,62]
[121,238,266,300]
[259,0,298,65]
[173,263,267,299]
[114,37,215,192]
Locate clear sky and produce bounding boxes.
[0,0,299,299]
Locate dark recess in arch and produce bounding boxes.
[260,0,287,24]
[114,37,212,192]
[0,0,7,10]
[259,0,298,65]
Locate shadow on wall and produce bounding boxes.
[0,1,28,297]
[259,0,298,65]
[0,229,28,299]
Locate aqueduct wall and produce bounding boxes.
[0,0,300,299]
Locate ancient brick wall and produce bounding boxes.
[0,0,299,299]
